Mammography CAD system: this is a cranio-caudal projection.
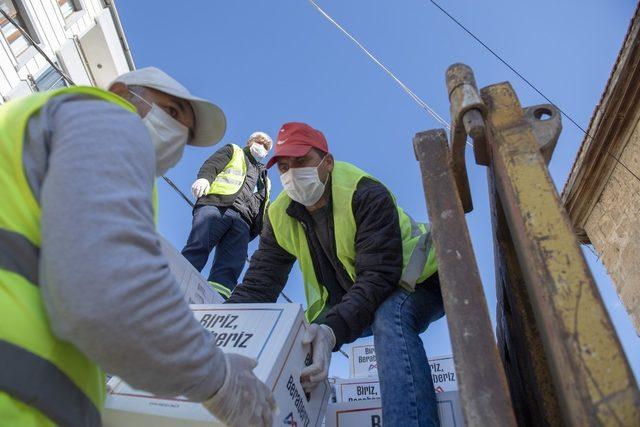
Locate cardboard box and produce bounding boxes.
[348,343,378,378]
[333,377,380,402]
[334,355,457,403]
[437,392,465,427]
[325,400,382,427]
[324,391,464,427]
[104,304,330,426]
[428,355,458,393]
[160,236,224,304]
[348,343,458,394]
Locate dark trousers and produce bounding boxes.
[181,205,250,296]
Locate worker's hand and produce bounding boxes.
[202,353,277,427]
[191,178,210,199]
[300,324,335,393]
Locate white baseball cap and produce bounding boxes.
[111,67,226,147]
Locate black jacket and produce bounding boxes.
[195,144,268,238]
[229,177,426,349]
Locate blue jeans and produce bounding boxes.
[181,205,250,294]
[372,282,445,427]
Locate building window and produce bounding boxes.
[35,65,67,91]
[57,0,77,20]
[0,0,31,57]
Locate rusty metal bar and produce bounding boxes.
[446,63,489,213]
[481,82,640,426]
[489,166,563,427]
[413,129,516,427]
[492,97,563,426]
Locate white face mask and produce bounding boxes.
[249,143,269,161]
[130,90,189,176]
[280,156,328,206]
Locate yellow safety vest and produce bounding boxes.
[268,161,437,323]
[0,86,141,426]
[208,144,248,195]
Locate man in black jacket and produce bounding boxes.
[181,132,272,299]
[228,122,445,427]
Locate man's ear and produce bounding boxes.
[325,153,335,172]
[109,82,129,98]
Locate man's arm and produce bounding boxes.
[197,144,234,182]
[322,179,403,349]
[228,213,296,303]
[38,98,225,401]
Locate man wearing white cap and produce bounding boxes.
[182,131,273,299]
[0,67,276,427]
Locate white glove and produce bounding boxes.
[300,324,335,393]
[191,178,210,199]
[203,353,277,427]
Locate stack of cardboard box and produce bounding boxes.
[325,343,464,427]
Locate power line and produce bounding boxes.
[428,0,588,135]
[307,0,451,131]
[427,0,640,184]
[162,176,194,207]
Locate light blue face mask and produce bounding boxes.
[249,143,269,161]
[129,90,189,176]
[280,155,328,206]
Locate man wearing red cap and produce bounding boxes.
[229,122,444,426]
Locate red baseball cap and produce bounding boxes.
[266,122,329,169]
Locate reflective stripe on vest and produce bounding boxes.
[0,340,101,426]
[268,161,438,323]
[0,228,38,285]
[0,86,137,426]
[208,281,232,299]
[208,144,248,195]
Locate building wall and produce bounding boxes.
[583,116,640,332]
[562,4,640,334]
[0,0,132,101]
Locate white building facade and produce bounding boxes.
[0,0,133,101]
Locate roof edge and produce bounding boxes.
[561,3,640,230]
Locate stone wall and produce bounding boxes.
[583,118,640,332]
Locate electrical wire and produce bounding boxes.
[308,0,451,131]
[162,176,194,207]
[427,0,640,184]
[428,0,587,134]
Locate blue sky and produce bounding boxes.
[118,1,639,381]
